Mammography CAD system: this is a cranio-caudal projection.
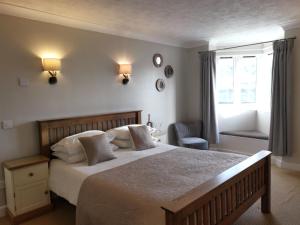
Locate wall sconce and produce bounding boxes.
[42,58,61,84]
[118,64,132,85]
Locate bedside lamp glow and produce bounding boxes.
[118,64,132,85]
[42,58,61,84]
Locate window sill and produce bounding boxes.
[220,130,269,140]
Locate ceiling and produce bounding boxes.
[0,0,300,48]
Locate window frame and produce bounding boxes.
[216,54,258,107]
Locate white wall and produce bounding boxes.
[217,108,257,132]
[184,45,209,121]
[0,14,188,207]
[256,111,270,134]
[256,46,272,134]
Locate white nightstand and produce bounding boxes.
[3,155,52,224]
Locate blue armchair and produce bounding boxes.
[174,121,208,150]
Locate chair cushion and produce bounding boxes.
[180,137,208,150]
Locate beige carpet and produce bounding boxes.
[0,166,299,225]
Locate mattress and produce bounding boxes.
[49,143,177,205]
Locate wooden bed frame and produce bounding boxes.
[38,110,271,225]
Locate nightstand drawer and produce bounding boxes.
[13,163,48,186]
[15,180,50,215]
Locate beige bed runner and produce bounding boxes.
[76,148,246,225]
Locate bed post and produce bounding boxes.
[261,154,271,213]
[39,122,50,158]
[165,211,175,225]
[136,111,142,124]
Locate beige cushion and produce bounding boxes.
[128,125,155,150]
[79,134,116,166]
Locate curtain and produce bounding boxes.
[269,39,294,156]
[200,51,219,144]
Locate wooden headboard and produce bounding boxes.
[38,110,142,157]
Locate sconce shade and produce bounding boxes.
[118,64,132,75]
[42,58,61,71]
[42,58,61,85]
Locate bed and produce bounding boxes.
[38,110,271,225]
[49,143,178,205]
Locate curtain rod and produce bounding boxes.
[198,37,296,54]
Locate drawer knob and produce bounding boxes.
[45,191,49,195]
[28,172,34,177]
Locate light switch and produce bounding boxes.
[1,120,14,129]
[18,77,30,87]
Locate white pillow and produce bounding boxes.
[110,143,119,151]
[51,130,115,155]
[53,152,86,164]
[151,136,160,143]
[107,125,156,141]
[112,139,132,148]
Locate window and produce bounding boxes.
[216,55,258,105]
[217,57,234,104]
[238,56,257,103]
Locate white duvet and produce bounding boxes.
[49,143,177,205]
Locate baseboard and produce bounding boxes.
[279,160,300,171]
[271,156,283,168]
[0,205,6,218]
[8,203,53,224]
[270,156,300,171]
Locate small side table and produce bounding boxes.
[3,155,53,224]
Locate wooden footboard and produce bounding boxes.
[162,150,271,225]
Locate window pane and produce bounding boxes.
[237,57,257,103]
[217,57,234,103]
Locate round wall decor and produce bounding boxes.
[155,79,166,92]
[153,53,163,67]
[164,65,174,78]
